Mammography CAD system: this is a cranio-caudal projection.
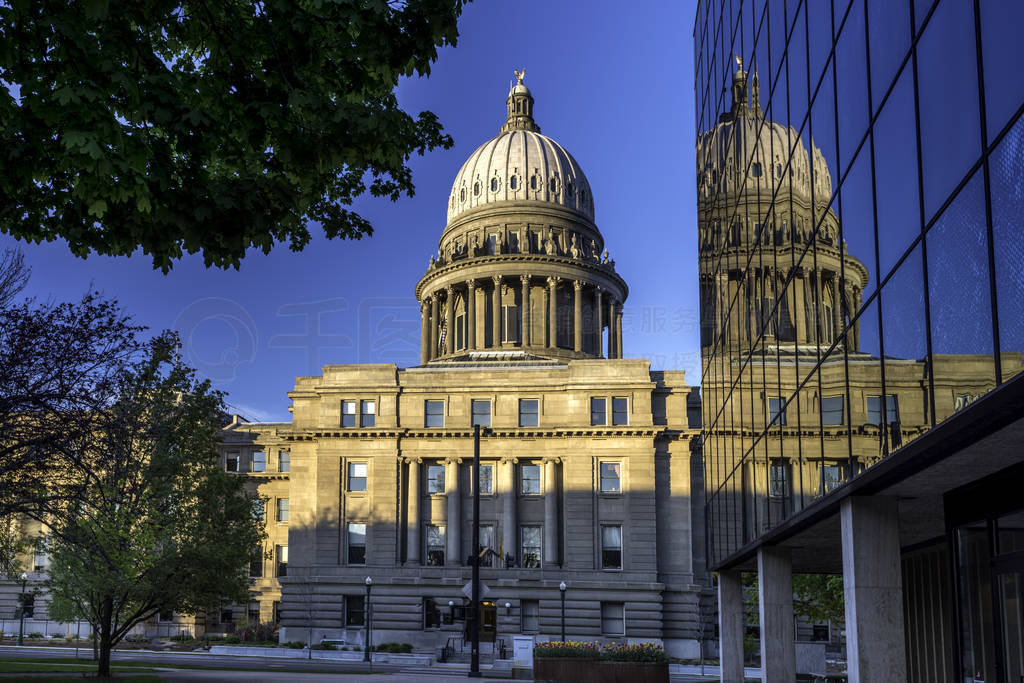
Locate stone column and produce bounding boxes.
[607,297,617,358]
[543,459,559,566]
[594,288,604,357]
[520,275,531,347]
[446,459,461,566]
[542,286,550,347]
[406,459,421,565]
[502,459,517,567]
[791,267,806,344]
[842,496,907,682]
[429,294,439,361]
[420,302,429,365]
[466,279,477,350]
[573,281,583,353]
[444,286,454,356]
[718,570,745,683]
[615,303,623,358]
[757,546,795,683]
[547,277,559,348]
[491,276,502,348]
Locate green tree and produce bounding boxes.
[0,0,466,271]
[41,332,264,677]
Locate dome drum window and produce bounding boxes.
[490,176,500,193]
[473,181,481,197]
[509,175,519,191]
[549,177,560,195]
[460,187,467,203]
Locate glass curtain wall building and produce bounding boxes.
[694,0,1024,680]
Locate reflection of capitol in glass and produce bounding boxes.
[695,0,1024,678]
[697,57,1022,562]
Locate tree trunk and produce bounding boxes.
[97,597,113,677]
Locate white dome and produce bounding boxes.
[446,130,595,226]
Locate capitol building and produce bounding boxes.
[219,74,709,657]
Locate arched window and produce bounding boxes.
[509,175,518,190]
[490,177,498,192]
[473,182,480,196]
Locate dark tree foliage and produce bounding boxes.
[42,332,264,677]
[0,0,466,270]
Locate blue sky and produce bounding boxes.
[1,0,700,422]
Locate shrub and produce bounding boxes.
[232,619,278,643]
[28,632,45,639]
[224,635,242,644]
[533,641,668,663]
[283,641,306,649]
[169,634,194,642]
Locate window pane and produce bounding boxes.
[917,0,980,221]
[348,522,366,545]
[478,464,493,494]
[346,595,365,626]
[425,400,445,427]
[427,465,445,494]
[348,462,367,491]
[867,0,910,110]
[979,0,1024,140]
[590,397,607,425]
[611,397,628,425]
[989,117,1024,384]
[521,465,540,495]
[361,400,375,427]
[821,396,844,425]
[278,451,290,472]
[518,399,539,427]
[342,400,356,427]
[252,451,266,473]
[472,399,491,427]
[599,462,621,492]
[276,498,289,522]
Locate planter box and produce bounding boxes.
[533,657,669,683]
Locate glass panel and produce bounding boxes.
[821,395,844,425]
[997,510,1024,556]
[806,0,833,92]
[425,400,444,428]
[989,117,1024,383]
[867,0,910,110]
[979,1,1024,141]
[873,68,921,278]
[600,462,621,492]
[521,465,540,495]
[278,451,290,472]
[957,525,996,682]
[361,400,375,427]
[927,170,996,422]
[427,465,445,494]
[611,397,628,425]
[342,400,356,427]
[518,399,539,427]
[997,572,1024,682]
[472,399,491,427]
[834,0,869,176]
[478,464,493,495]
[252,451,266,472]
[591,397,607,425]
[917,0,980,222]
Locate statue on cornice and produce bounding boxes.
[570,234,581,259]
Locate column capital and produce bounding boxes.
[573,280,584,291]
[491,275,502,287]
[465,278,476,289]
[541,456,562,464]
[500,456,519,465]
[547,275,561,286]
[521,273,532,284]
[403,456,424,465]
[445,284,454,294]
[444,456,464,465]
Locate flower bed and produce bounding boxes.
[533,642,669,683]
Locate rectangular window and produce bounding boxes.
[341,400,357,427]
[821,396,845,425]
[427,464,446,494]
[455,313,466,350]
[611,397,628,425]
[226,452,239,472]
[508,231,520,254]
[278,451,290,472]
[276,545,288,577]
[345,595,365,627]
[348,462,367,492]
[33,537,47,571]
[220,608,234,624]
[20,594,34,618]
[599,462,621,493]
[590,397,607,425]
[273,601,280,624]
[361,400,375,427]
[521,464,541,495]
[426,524,446,566]
[252,450,266,472]
[425,400,445,428]
[812,624,830,642]
[478,524,495,567]
[768,397,788,426]
[521,600,539,632]
[601,525,623,569]
[822,464,843,494]
[250,549,263,577]
[867,395,899,425]
[601,602,625,636]
[769,461,790,498]
[276,498,289,523]
[248,602,260,622]
[347,522,366,565]
[159,609,174,622]
[487,233,498,255]
[518,399,539,427]
[501,305,520,343]
[521,525,541,568]
[252,499,266,522]
[477,464,493,495]
[472,399,491,427]
[424,598,442,629]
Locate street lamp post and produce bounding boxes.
[363,577,373,662]
[559,581,566,643]
[17,572,28,646]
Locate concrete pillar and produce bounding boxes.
[573,281,583,353]
[491,276,502,348]
[444,286,454,356]
[520,275,531,347]
[615,303,623,358]
[429,295,438,361]
[467,279,477,350]
[757,546,795,683]
[502,459,517,567]
[594,288,603,357]
[718,570,745,683]
[419,302,429,365]
[547,277,559,348]
[842,496,907,682]
[407,460,421,564]
[543,459,558,566]
[446,459,460,565]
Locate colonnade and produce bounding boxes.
[402,458,561,568]
[419,276,624,363]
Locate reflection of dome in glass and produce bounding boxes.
[697,64,832,204]
[446,73,594,226]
